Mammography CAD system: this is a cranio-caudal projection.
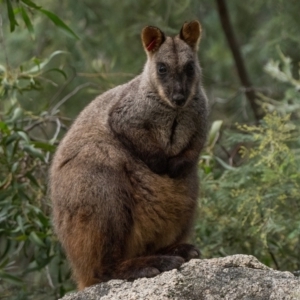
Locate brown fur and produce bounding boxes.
[180,20,202,51]
[49,21,208,290]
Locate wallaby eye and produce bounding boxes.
[157,63,167,75]
[185,62,194,77]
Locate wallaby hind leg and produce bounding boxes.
[112,255,184,281]
[60,216,106,290]
[53,155,137,290]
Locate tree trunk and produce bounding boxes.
[215,0,263,121]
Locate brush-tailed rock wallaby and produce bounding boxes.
[50,20,208,290]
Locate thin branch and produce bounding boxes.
[45,118,61,163]
[24,116,68,132]
[49,66,76,106]
[268,247,280,270]
[50,82,95,115]
[77,72,135,78]
[215,0,263,121]
[52,118,62,143]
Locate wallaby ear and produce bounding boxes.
[179,20,202,51]
[141,26,165,53]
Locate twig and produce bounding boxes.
[51,82,94,115]
[77,72,135,78]
[268,247,280,270]
[24,116,68,132]
[52,118,61,143]
[49,66,76,106]
[45,118,61,163]
[215,0,263,121]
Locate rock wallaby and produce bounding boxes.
[50,20,208,290]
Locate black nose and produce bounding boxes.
[172,94,185,106]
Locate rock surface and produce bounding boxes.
[60,255,300,300]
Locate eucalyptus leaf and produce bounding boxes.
[29,231,46,248]
[6,0,18,32]
[17,131,30,144]
[21,0,41,9]
[9,107,23,123]
[25,51,68,74]
[20,7,35,39]
[0,271,23,285]
[23,145,45,161]
[208,120,223,149]
[25,172,40,187]
[39,9,80,40]
[32,141,56,152]
[214,156,237,171]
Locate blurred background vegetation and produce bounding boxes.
[0,0,299,299]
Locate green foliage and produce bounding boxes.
[0,3,75,299]
[0,54,73,298]
[197,55,300,272]
[3,0,79,39]
[262,47,300,118]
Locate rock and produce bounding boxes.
[60,255,300,300]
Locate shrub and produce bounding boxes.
[197,52,300,272]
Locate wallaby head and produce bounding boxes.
[141,20,202,108]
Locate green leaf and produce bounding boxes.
[26,203,43,215]
[36,213,49,228]
[4,133,19,146]
[25,172,40,187]
[9,107,23,123]
[0,241,11,262]
[31,141,56,152]
[0,271,23,285]
[25,51,68,74]
[29,231,46,247]
[15,234,28,241]
[39,9,79,40]
[20,7,35,39]
[26,255,54,273]
[16,215,25,234]
[44,67,68,80]
[21,0,41,9]
[6,0,18,32]
[23,145,45,161]
[214,156,237,171]
[11,162,19,173]
[17,131,30,144]
[0,122,10,134]
[208,120,223,150]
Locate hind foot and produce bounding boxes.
[113,255,184,280]
[158,243,200,261]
